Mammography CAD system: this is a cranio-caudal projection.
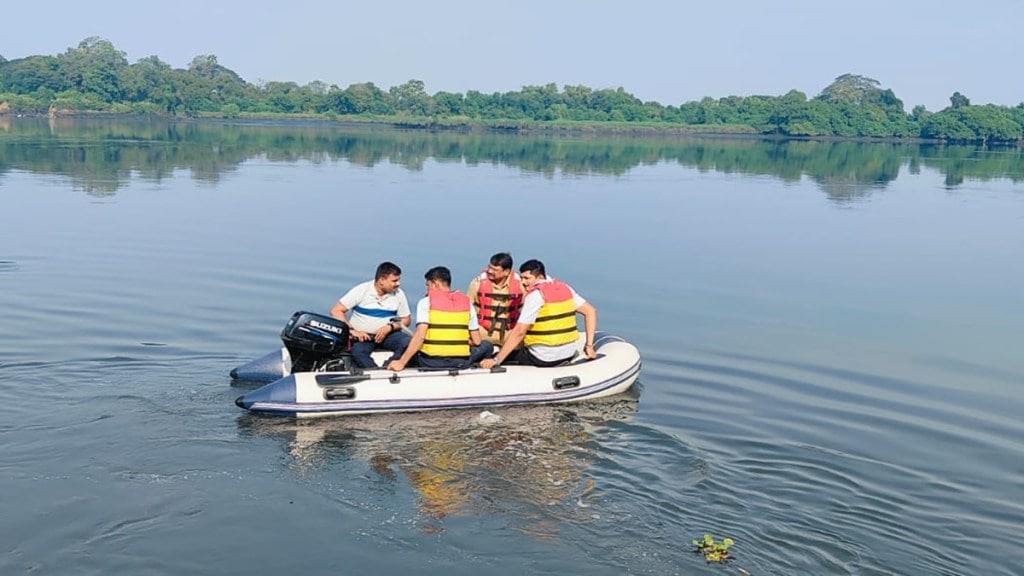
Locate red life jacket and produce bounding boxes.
[476,271,524,340]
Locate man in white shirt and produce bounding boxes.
[330,261,412,368]
[480,259,597,368]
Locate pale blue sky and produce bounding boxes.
[4,0,1020,112]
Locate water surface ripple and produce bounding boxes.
[2,122,1022,575]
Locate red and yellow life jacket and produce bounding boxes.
[421,289,471,357]
[475,271,524,340]
[524,280,579,347]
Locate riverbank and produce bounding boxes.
[9,107,761,137]
[11,109,942,144]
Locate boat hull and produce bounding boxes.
[235,332,640,417]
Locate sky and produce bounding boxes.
[3,0,1021,112]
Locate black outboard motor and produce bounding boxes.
[280,311,351,373]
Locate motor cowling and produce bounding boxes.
[280,311,351,372]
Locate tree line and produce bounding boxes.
[2,38,1023,144]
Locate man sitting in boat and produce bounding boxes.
[329,261,412,369]
[386,266,495,371]
[480,259,597,368]
[467,252,525,347]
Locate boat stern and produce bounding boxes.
[235,375,298,414]
[229,347,290,382]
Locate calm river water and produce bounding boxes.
[1,118,1022,575]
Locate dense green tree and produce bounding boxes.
[261,81,304,113]
[920,110,976,140]
[814,75,915,137]
[57,37,128,103]
[959,105,1022,141]
[122,56,179,112]
[0,55,66,94]
[462,90,490,118]
[176,54,254,114]
[547,102,570,120]
[950,91,970,109]
[321,86,357,115]
[221,102,241,118]
[432,91,465,116]
[818,73,881,105]
[1012,103,1024,133]
[342,82,394,115]
[921,105,1022,142]
[306,81,329,96]
[390,79,432,116]
[521,83,561,116]
[768,90,826,135]
[589,87,643,118]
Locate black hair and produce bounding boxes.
[375,261,401,280]
[424,266,452,286]
[518,259,546,277]
[489,252,513,270]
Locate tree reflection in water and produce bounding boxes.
[3,117,1022,199]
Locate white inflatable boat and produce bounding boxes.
[232,311,641,417]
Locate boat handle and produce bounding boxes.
[323,387,356,400]
[552,375,580,390]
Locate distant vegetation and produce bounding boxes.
[2,37,1023,144]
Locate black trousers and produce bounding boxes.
[503,346,576,368]
[416,341,495,369]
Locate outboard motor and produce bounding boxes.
[280,311,351,373]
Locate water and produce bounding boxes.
[1,118,1022,575]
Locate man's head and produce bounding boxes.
[518,259,546,290]
[424,266,452,291]
[374,261,402,293]
[485,252,513,284]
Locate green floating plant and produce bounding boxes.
[692,533,735,563]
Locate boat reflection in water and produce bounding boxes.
[236,387,640,534]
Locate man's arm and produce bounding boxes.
[577,302,598,359]
[331,301,374,342]
[480,322,529,368]
[387,323,427,371]
[468,303,483,345]
[467,278,484,339]
[373,315,409,344]
[467,277,481,308]
[329,302,349,321]
[396,293,412,328]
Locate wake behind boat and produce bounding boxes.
[233,311,641,417]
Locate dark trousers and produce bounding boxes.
[416,341,495,370]
[503,346,576,367]
[350,330,411,368]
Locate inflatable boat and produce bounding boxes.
[232,311,641,417]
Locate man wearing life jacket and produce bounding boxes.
[329,261,412,368]
[387,266,495,371]
[467,252,525,346]
[480,259,597,368]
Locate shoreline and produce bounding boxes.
[4,109,1002,146]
